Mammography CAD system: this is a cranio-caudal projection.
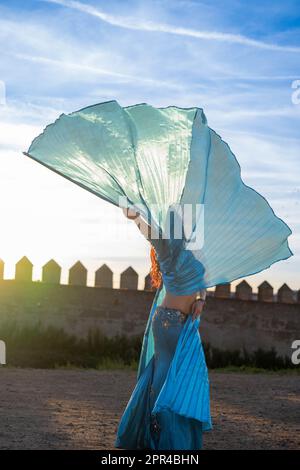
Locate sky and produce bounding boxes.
[0,0,299,291]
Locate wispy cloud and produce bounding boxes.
[14,53,182,90]
[45,0,300,53]
[210,106,300,120]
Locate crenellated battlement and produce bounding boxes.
[0,256,298,303]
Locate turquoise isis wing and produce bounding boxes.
[180,109,293,288]
[25,100,196,229]
[25,99,293,290]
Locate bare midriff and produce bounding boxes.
[159,291,198,315]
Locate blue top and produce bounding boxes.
[149,207,206,295]
[160,249,205,296]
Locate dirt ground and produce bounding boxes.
[0,368,299,450]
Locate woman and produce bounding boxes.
[23,100,293,450]
[115,206,210,450]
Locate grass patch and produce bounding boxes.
[1,321,141,369]
[1,321,298,372]
[52,358,139,371]
[202,343,296,371]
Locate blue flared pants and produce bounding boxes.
[115,305,203,450]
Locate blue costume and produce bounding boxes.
[24,100,293,450]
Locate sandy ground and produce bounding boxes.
[0,368,299,450]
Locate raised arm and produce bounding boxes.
[122,207,153,240]
[122,208,164,241]
[121,207,171,264]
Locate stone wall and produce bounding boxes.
[0,280,153,339]
[200,296,299,357]
[0,279,299,358]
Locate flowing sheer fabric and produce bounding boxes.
[24,100,293,446]
[24,100,293,293]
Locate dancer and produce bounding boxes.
[24,100,293,450]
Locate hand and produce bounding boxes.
[122,207,140,220]
[191,299,205,322]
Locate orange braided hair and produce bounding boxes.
[150,245,162,289]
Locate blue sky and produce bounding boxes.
[0,0,299,291]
